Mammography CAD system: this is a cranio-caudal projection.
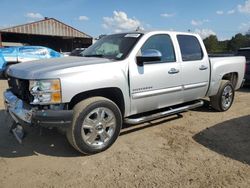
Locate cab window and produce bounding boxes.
[177,35,203,61]
[141,34,176,63]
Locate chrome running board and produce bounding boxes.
[124,100,204,125]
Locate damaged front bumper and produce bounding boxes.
[4,90,73,128]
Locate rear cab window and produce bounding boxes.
[177,35,203,61]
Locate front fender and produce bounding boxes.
[60,62,131,116]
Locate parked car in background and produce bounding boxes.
[60,52,70,57]
[69,48,85,56]
[236,48,250,84]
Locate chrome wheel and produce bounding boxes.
[221,85,233,110]
[81,107,116,149]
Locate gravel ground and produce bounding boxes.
[0,80,250,188]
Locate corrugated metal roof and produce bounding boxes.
[0,18,92,38]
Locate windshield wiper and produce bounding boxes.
[83,54,118,60]
[83,54,104,58]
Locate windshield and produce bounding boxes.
[81,33,142,60]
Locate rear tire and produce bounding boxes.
[66,97,122,154]
[210,80,235,112]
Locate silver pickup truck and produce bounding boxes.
[4,31,245,154]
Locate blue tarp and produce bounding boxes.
[0,50,7,71]
[0,46,62,77]
[1,46,62,62]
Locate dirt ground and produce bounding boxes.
[0,80,250,188]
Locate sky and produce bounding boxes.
[0,0,250,40]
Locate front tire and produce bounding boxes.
[66,97,122,154]
[210,80,235,112]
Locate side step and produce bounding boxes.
[124,100,204,125]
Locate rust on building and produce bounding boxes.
[0,18,92,51]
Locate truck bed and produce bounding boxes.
[208,53,235,57]
[207,56,245,96]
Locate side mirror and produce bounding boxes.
[136,49,162,66]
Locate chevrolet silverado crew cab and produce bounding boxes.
[4,31,245,154]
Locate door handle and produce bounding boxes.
[168,68,179,74]
[199,65,208,70]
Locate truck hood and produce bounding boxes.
[7,56,113,79]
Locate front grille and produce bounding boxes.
[8,77,33,103]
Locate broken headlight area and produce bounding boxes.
[29,79,62,105]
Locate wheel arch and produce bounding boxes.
[207,72,239,97]
[68,87,125,116]
[222,72,238,89]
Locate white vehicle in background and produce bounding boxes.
[4,31,245,154]
[69,48,86,56]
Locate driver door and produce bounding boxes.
[129,34,183,114]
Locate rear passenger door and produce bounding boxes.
[177,35,210,102]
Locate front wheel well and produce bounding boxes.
[68,88,125,116]
[222,72,238,89]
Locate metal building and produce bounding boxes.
[0,17,92,52]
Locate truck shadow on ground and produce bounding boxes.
[0,110,182,158]
[193,115,250,165]
[191,99,215,113]
[121,115,182,136]
[0,110,80,158]
[193,85,250,113]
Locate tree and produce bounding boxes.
[227,33,249,51]
[203,35,219,53]
[203,33,250,53]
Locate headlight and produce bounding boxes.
[29,79,62,104]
